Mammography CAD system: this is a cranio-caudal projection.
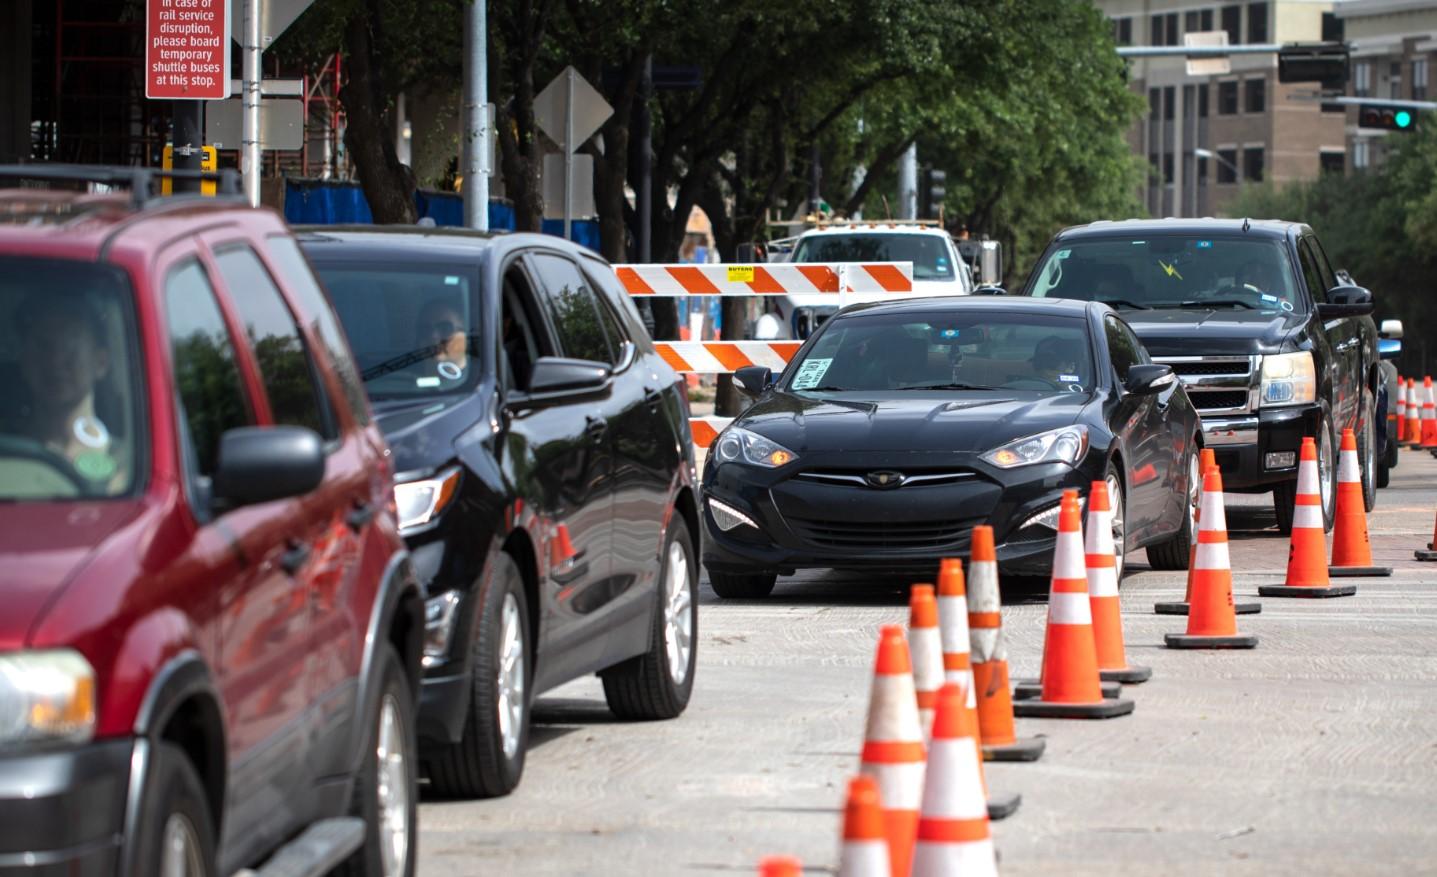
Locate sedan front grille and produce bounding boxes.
[787,516,975,551]
[793,469,976,488]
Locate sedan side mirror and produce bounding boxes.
[1316,285,1374,319]
[525,356,612,396]
[212,426,325,510]
[1124,363,1177,396]
[1380,318,1404,339]
[734,365,773,397]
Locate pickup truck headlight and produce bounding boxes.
[714,426,798,469]
[982,425,1089,468]
[394,467,462,531]
[1260,352,1317,407]
[0,650,96,748]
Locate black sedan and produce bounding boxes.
[701,296,1203,597]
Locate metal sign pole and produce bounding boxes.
[462,0,488,230]
[241,0,261,206]
[563,68,574,241]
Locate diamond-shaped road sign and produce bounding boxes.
[534,66,614,153]
[231,0,315,50]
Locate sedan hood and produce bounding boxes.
[1120,307,1305,357]
[0,501,143,649]
[737,391,1090,454]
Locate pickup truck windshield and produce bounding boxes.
[1028,236,1303,313]
[792,233,956,281]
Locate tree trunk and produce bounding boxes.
[340,6,416,224]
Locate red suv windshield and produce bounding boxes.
[0,257,143,500]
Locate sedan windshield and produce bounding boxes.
[792,233,956,281]
[309,261,482,400]
[785,311,1094,394]
[0,258,142,500]
[1027,236,1302,313]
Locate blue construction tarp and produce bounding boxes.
[284,178,599,251]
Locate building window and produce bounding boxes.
[1164,86,1176,121]
[1246,77,1266,113]
[1199,83,1210,118]
[1222,5,1242,44]
[1197,153,1210,186]
[1353,140,1370,170]
[1112,17,1133,46]
[1150,87,1162,118]
[1320,151,1345,175]
[1415,59,1429,101]
[1152,13,1179,46]
[1391,74,1404,100]
[1218,81,1240,114]
[1183,9,1215,32]
[1163,154,1175,184]
[1202,9,1215,31]
[1218,148,1239,183]
[1166,13,1180,46]
[1322,12,1344,43]
[1248,2,1268,43]
[1354,61,1372,97]
[1243,146,1265,182]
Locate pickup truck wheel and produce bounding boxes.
[601,517,698,720]
[1273,411,1336,534]
[132,742,216,877]
[338,644,417,877]
[1146,444,1200,571]
[426,553,530,799]
[708,568,777,599]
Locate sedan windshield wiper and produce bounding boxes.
[1179,299,1256,310]
[898,382,997,391]
[1096,298,1151,310]
[800,384,854,392]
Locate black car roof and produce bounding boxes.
[840,295,1094,318]
[1053,217,1304,242]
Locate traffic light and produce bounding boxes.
[1358,104,1419,132]
[1278,43,1349,90]
[919,167,946,218]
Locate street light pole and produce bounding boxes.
[1195,147,1241,183]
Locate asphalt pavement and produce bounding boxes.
[417,447,1437,875]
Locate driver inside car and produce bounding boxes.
[1237,260,1276,295]
[8,293,126,490]
[415,295,470,379]
[1033,335,1083,387]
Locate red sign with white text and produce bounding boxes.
[145,0,230,100]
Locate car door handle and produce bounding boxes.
[280,542,311,575]
[345,501,375,533]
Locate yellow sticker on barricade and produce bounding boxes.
[726,265,756,283]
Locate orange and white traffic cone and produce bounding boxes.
[1396,377,1407,444]
[859,625,926,877]
[1155,449,1260,616]
[837,776,891,877]
[910,683,999,877]
[1407,379,1424,448]
[1416,508,1437,561]
[1166,468,1260,648]
[963,528,1045,763]
[1330,427,1392,578]
[1013,491,1135,719]
[1086,480,1152,683]
[757,856,802,877]
[908,584,944,739]
[1260,436,1356,598]
[1423,377,1437,450]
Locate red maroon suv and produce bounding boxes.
[0,167,423,877]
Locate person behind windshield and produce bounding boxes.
[1033,335,1081,386]
[416,296,469,377]
[1237,261,1275,295]
[11,293,126,488]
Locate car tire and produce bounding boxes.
[131,742,217,877]
[1146,442,1200,571]
[1359,391,1378,512]
[426,553,531,799]
[708,568,778,599]
[338,644,418,877]
[601,517,698,721]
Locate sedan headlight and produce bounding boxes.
[0,650,96,748]
[394,467,462,531]
[714,426,798,469]
[981,425,1089,468]
[1260,352,1317,407]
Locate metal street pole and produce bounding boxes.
[241,0,261,207]
[462,0,488,230]
[563,68,574,241]
[171,102,204,194]
[898,143,917,220]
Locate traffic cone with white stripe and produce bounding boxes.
[1013,491,1135,719]
[1260,437,1357,598]
[963,529,1045,763]
[1397,377,1408,443]
[1154,449,1261,616]
[908,584,944,739]
[859,625,926,877]
[910,683,999,877]
[1087,480,1152,683]
[1167,467,1260,648]
[837,776,891,877]
[1423,377,1437,451]
[1407,379,1424,448]
[1330,427,1392,577]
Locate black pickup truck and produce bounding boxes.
[1019,219,1379,532]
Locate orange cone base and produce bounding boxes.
[1099,664,1152,684]
[1329,565,1392,577]
[1012,678,1121,701]
[1011,696,1135,719]
[1413,549,1437,561]
[1164,632,1258,649]
[1154,599,1261,615]
[982,736,1046,763]
[987,793,1021,821]
[1258,583,1356,598]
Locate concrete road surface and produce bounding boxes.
[417,448,1437,875]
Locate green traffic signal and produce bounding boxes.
[1396,110,1414,129]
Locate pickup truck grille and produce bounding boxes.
[1153,356,1257,415]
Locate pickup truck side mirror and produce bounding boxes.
[1124,363,1177,396]
[212,426,326,510]
[734,365,773,397]
[1317,285,1374,319]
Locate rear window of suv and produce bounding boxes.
[0,257,144,500]
[1028,235,1303,314]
